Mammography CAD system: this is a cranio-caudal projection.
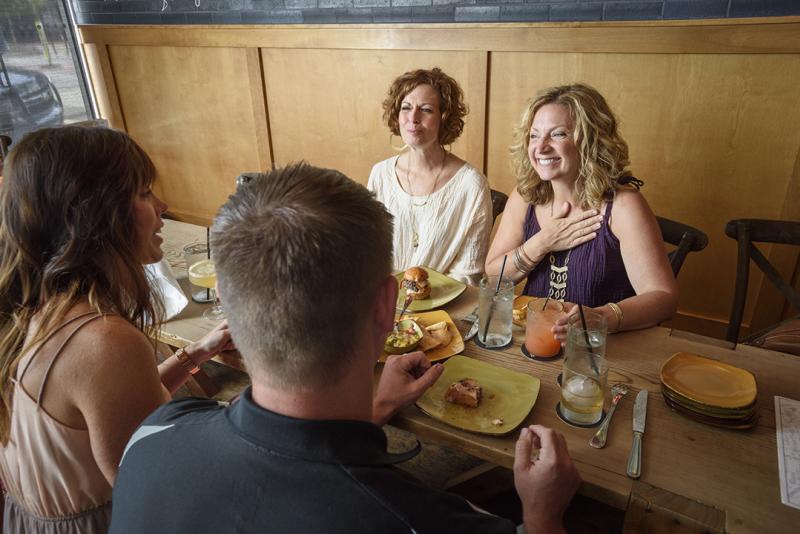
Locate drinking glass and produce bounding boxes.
[183,243,215,303]
[560,310,608,425]
[477,276,514,349]
[525,299,564,358]
[186,253,225,321]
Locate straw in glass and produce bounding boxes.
[481,255,508,343]
[578,304,600,375]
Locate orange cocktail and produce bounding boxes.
[525,299,564,358]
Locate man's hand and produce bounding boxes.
[372,352,443,426]
[514,425,581,534]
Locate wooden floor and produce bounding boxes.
[193,360,624,532]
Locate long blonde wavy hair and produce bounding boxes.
[510,83,640,209]
[0,126,163,443]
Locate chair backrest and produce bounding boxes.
[490,189,508,223]
[656,216,709,278]
[725,218,800,343]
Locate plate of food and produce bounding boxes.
[415,355,540,435]
[395,266,467,312]
[379,310,464,363]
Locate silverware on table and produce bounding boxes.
[590,384,629,449]
[395,294,413,332]
[626,389,648,479]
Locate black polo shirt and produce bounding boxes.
[110,388,515,533]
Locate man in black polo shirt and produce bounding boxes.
[110,163,580,533]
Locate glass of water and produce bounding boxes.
[560,310,608,425]
[477,275,514,349]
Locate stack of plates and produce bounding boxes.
[660,352,758,430]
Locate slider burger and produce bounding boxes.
[402,266,431,300]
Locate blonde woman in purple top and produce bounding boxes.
[486,84,677,334]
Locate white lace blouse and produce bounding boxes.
[367,156,493,286]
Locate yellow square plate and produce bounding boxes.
[395,267,466,312]
[415,355,540,435]
[660,352,757,409]
[378,310,464,363]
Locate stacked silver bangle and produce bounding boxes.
[513,245,538,274]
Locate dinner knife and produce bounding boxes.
[626,389,648,479]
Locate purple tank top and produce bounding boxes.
[522,200,635,307]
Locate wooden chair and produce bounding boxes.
[490,189,508,223]
[656,216,708,278]
[724,219,800,344]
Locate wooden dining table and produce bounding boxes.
[157,218,800,533]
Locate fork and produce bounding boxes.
[589,384,629,449]
[395,294,414,332]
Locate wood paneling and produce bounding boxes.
[261,48,486,185]
[108,45,272,225]
[486,52,800,328]
[81,43,125,131]
[78,19,800,337]
[79,18,800,54]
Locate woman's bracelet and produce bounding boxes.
[513,245,537,274]
[606,302,623,333]
[174,347,201,375]
[518,245,537,267]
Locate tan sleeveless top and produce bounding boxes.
[0,312,113,533]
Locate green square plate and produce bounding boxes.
[395,267,467,312]
[415,355,540,435]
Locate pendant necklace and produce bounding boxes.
[405,149,447,248]
[547,201,570,301]
[548,249,572,301]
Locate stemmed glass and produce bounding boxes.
[187,256,225,321]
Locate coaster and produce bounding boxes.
[521,345,562,362]
[474,336,512,350]
[555,403,605,429]
[191,288,215,303]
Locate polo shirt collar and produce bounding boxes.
[225,387,420,466]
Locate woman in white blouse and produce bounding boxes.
[368,68,493,286]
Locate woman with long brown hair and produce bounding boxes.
[0,126,233,532]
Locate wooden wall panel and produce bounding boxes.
[78,20,800,337]
[81,43,125,131]
[108,45,272,225]
[486,52,800,330]
[261,48,487,186]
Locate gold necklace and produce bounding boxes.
[405,148,447,208]
[405,148,447,248]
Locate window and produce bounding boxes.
[0,0,94,150]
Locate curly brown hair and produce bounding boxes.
[0,126,162,443]
[510,84,639,209]
[382,68,468,146]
